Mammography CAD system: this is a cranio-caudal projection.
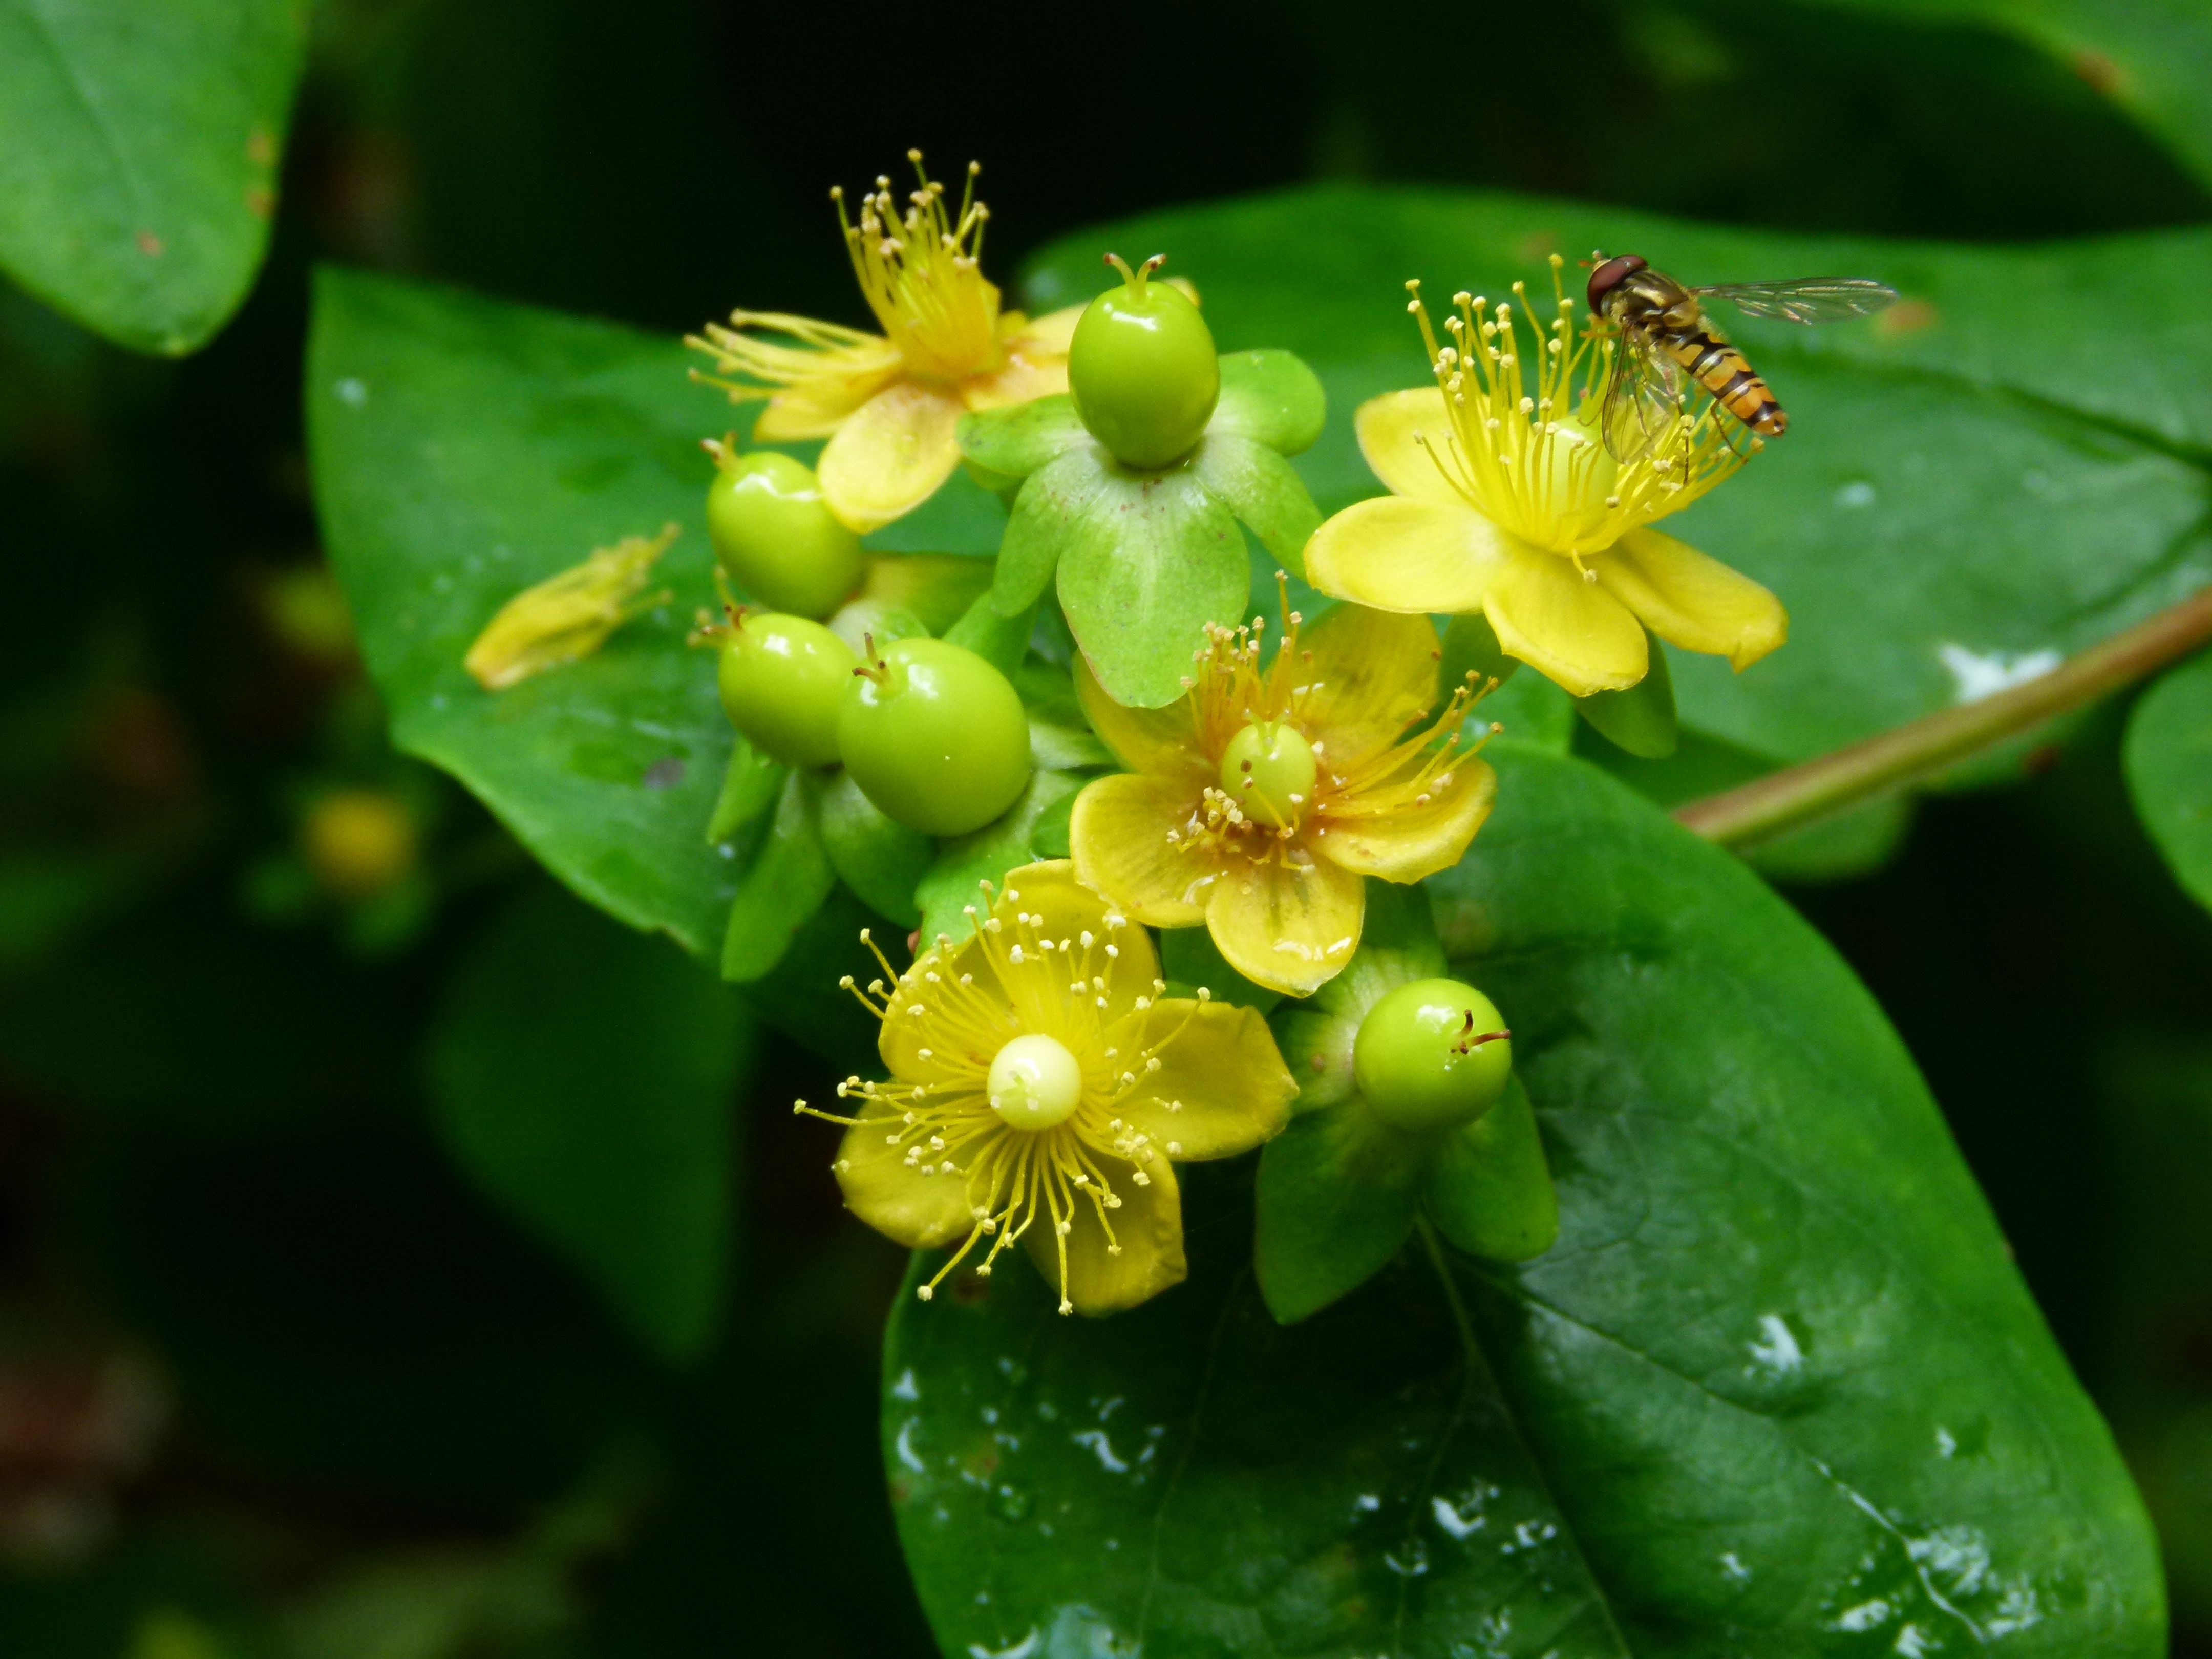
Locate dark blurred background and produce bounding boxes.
[3,1,2209,1653]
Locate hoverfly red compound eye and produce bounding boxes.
[1585,254,1647,310]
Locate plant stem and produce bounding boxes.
[1675,584,2212,847]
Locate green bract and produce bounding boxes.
[1256,884,1558,1324]
[1066,254,1220,469]
[714,611,856,769]
[838,636,1033,837]
[705,449,864,619]
[958,348,1327,708]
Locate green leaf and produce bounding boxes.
[1423,1078,1559,1263]
[912,771,1080,948]
[1210,347,1327,454]
[1051,456,1252,709]
[0,0,306,353]
[2124,647,2212,913]
[884,747,2160,1656]
[955,394,1089,480]
[943,591,1034,676]
[1575,631,1681,759]
[428,881,750,1362]
[1188,431,1322,574]
[721,770,834,983]
[310,269,741,959]
[819,769,933,929]
[1023,190,2212,865]
[1255,1099,1426,1323]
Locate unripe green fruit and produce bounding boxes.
[838,636,1032,836]
[1067,254,1219,470]
[1353,977,1513,1134]
[716,612,857,768]
[1218,720,1317,828]
[705,450,864,619]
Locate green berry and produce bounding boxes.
[988,1033,1084,1131]
[716,611,857,768]
[705,448,864,619]
[1067,254,1219,470]
[838,636,1032,836]
[1217,720,1317,828]
[1353,977,1513,1134]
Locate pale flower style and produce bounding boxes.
[1303,257,1787,697]
[689,154,1083,534]
[801,862,1294,1315]
[1070,600,1495,998]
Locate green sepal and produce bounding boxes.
[704,738,784,846]
[1189,432,1322,576]
[991,448,1094,617]
[956,395,1090,481]
[1573,628,1679,758]
[1254,1098,1427,1324]
[943,589,1034,676]
[912,770,1081,947]
[1010,660,1114,772]
[832,554,992,652]
[1210,349,1327,455]
[819,770,933,928]
[720,769,835,983]
[1054,461,1249,708]
[1421,1076,1559,1262]
[1159,926,1282,1014]
[1439,610,1516,692]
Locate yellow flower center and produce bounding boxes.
[988,1033,1084,1131]
[1217,719,1317,828]
[1405,256,1745,559]
[835,152,1003,383]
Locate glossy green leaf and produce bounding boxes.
[2123,647,2212,913]
[1024,191,2212,864]
[428,881,750,1362]
[0,0,306,353]
[884,747,2159,1656]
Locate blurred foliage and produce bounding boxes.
[1,0,2210,1653]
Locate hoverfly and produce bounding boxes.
[1584,253,1897,462]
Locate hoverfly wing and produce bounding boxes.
[1691,277,1898,326]
[1600,329,1685,463]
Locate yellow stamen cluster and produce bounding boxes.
[796,906,1202,1316]
[833,152,1002,381]
[1407,254,1744,559]
[462,524,676,692]
[1168,593,1485,868]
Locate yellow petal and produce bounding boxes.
[1004,303,1084,358]
[1354,387,1469,505]
[752,361,903,440]
[1304,497,1506,616]
[1023,1148,1185,1315]
[1318,755,1497,882]
[1075,656,1207,778]
[1484,541,1649,696]
[835,1117,979,1250]
[1070,772,1216,927]
[1108,1000,1296,1159]
[1593,527,1789,671]
[1295,602,1442,770]
[817,381,965,531]
[1205,855,1365,997]
[961,353,1070,411]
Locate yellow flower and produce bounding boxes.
[463,523,676,691]
[1303,258,1787,698]
[801,861,1294,1316]
[689,154,1083,535]
[1069,599,1496,998]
